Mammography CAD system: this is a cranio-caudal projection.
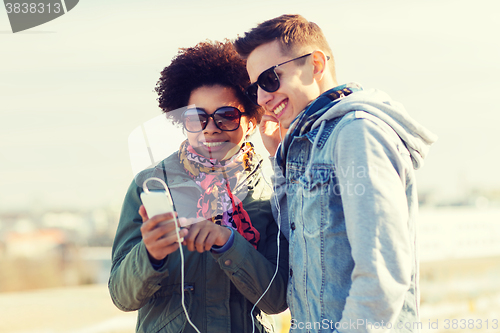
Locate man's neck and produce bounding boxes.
[318,77,338,96]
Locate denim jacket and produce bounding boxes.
[272,88,437,333]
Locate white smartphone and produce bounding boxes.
[140,190,183,242]
[140,191,174,218]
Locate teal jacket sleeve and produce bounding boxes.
[108,180,168,312]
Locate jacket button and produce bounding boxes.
[291,222,296,230]
[290,268,293,277]
[224,259,232,266]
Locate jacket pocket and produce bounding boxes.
[138,284,195,333]
[298,167,331,193]
[298,166,332,235]
[155,304,186,333]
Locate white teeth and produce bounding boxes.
[273,102,286,115]
[202,142,224,147]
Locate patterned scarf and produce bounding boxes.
[178,140,261,249]
[276,83,363,176]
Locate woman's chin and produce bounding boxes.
[215,147,241,161]
[194,141,242,161]
[197,146,229,161]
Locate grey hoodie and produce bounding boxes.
[311,88,437,170]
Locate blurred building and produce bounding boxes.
[0,207,119,292]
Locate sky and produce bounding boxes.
[1,0,500,212]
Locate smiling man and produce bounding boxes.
[235,14,437,333]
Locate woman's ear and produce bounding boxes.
[246,120,257,137]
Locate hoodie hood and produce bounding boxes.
[310,87,438,169]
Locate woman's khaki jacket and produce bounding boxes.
[109,152,289,333]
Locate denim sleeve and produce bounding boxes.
[333,116,412,332]
[269,156,290,241]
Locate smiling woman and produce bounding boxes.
[184,85,252,161]
[108,40,289,333]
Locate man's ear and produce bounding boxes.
[311,50,328,81]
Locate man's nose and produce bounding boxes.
[257,87,273,107]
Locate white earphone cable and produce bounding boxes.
[143,177,201,333]
[250,123,285,333]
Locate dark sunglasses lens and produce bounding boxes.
[258,68,280,93]
[245,69,280,105]
[213,107,241,131]
[183,109,207,132]
[245,84,259,105]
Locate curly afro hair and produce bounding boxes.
[155,40,261,125]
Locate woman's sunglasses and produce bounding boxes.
[182,106,242,133]
[244,53,312,106]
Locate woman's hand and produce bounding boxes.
[259,114,287,156]
[139,205,188,261]
[180,218,232,253]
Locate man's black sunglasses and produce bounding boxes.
[244,52,330,106]
[182,106,242,133]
